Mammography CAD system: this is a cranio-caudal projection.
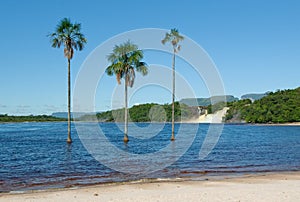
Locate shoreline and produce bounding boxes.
[1,170,298,194]
[1,119,300,125]
[254,122,300,126]
[1,171,300,201]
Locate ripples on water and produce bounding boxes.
[0,122,299,192]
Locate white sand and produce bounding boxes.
[1,172,300,202]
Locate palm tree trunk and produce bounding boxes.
[124,73,129,143]
[171,50,176,141]
[67,59,72,143]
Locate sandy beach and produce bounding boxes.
[1,172,300,202]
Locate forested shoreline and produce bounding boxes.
[1,87,299,124]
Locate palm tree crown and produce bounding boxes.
[49,18,87,60]
[162,28,184,141]
[48,18,87,144]
[162,28,184,53]
[106,40,148,86]
[106,40,147,143]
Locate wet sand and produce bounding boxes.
[1,172,300,202]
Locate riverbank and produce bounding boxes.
[256,122,300,126]
[1,172,300,202]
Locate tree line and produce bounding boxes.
[225,87,300,123]
[0,114,66,122]
[80,102,199,123]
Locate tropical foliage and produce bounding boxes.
[80,102,199,122]
[180,95,238,107]
[224,99,252,122]
[49,18,87,60]
[106,41,147,85]
[0,114,66,122]
[162,28,184,140]
[207,101,228,114]
[48,18,87,143]
[161,29,184,52]
[106,40,148,142]
[225,88,300,123]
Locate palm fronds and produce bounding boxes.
[106,41,148,87]
[162,28,184,52]
[48,18,87,60]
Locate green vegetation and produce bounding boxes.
[49,18,87,143]
[180,95,238,107]
[80,102,199,122]
[3,88,298,124]
[105,40,148,142]
[225,88,300,123]
[83,86,300,124]
[0,114,66,122]
[241,93,268,101]
[224,99,252,122]
[162,28,184,141]
[207,101,227,114]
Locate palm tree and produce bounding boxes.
[48,18,87,143]
[106,41,148,143]
[162,28,184,141]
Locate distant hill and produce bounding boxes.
[180,95,238,107]
[52,112,68,118]
[241,93,268,101]
[0,114,66,122]
[52,112,97,119]
[225,87,300,123]
[79,102,199,122]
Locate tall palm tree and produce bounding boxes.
[162,28,184,141]
[106,41,148,143]
[49,18,87,143]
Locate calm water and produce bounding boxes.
[0,122,300,192]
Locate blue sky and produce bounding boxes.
[0,0,299,115]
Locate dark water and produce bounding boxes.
[0,122,300,192]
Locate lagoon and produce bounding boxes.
[0,122,300,192]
